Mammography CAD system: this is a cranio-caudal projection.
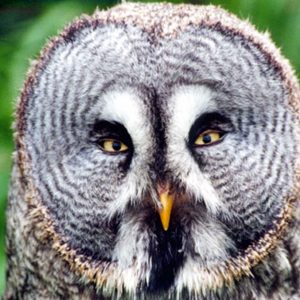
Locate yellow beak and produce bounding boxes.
[158,190,174,231]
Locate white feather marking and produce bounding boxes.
[167,85,224,214]
[101,89,150,154]
[112,217,151,292]
[175,219,233,295]
[100,89,153,216]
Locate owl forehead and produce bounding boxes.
[40,21,286,115]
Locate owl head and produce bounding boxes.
[13,3,300,298]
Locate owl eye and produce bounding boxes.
[194,130,223,146]
[99,139,129,153]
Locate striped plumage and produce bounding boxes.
[5,3,300,299]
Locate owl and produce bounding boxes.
[5,3,300,300]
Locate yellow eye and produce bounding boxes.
[194,130,222,146]
[99,139,128,153]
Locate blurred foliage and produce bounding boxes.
[0,0,299,296]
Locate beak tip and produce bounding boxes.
[159,210,171,231]
[162,221,170,231]
[158,191,174,231]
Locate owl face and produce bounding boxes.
[20,4,299,297]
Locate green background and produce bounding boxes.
[0,0,299,295]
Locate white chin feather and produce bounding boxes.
[112,216,152,292]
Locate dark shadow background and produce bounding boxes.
[0,0,299,295]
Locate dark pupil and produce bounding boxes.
[112,140,122,151]
[202,134,212,144]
